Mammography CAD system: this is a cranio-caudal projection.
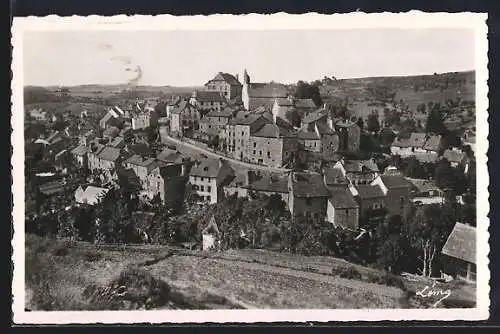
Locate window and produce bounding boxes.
[207,186,212,192]
[314,212,319,220]
[200,185,205,192]
[253,142,256,148]
[306,198,312,206]
[400,197,405,210]
[206,196,211,202]
[259,151,262,156]
[253,150,256,155]
[208,125,212,129]
[241,132,244,136]
[267,151,271,158]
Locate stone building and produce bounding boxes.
[169,100,201,136]
[326,188,360,230]
[248,123,297,167]
[199,108,235,140]
[272,97,317,122]
[288,172,330,221]
[188,158,235,204]
[241,69,288,111]
[189,90,226,114]
[87,144,122,172]
[335,119,361,154]
[123,154,162,186]
[145,164,186,205]
[372,174,412,218]
[205,72,242,100]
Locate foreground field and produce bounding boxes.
[24,234,476,310]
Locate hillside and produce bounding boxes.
[25,234,476,311]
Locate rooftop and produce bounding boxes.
[245,175,289,193]
[207,72,242,86]
[441,222,476,264]
[192,90,226,103]
[248,82,288,98]
[291,172,330,198]
[380,175,412,189]
[97,146,121,162]
[329,188,359,209]
[302,109,328,124]
[356,184,385,199]
[252,123,290,138]
[189,158,230,178]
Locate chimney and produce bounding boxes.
[245,170,251,185]
[235,74,239,82]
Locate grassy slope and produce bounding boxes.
[25,235,476,311]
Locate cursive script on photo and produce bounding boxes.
[415,281,452,308]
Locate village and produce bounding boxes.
[24,68,477,296]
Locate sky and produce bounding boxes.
[23,29,475,87]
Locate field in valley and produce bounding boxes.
[24,234,476,311]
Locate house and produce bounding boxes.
[352,184,386,217]
[199,108,235,139]
[29,108,48,121]
[272,97,317,122]
[189,90,226,115]
[39,180,65,196]
[442,148,467,168]
[323,167,350,189]
[205,72,242,100]
[165,96,182,118]
[248,123,297,167]
[99,108,124,129]
[223,172,251,198]
[243,174,290,205]
[188,158,235,204]
[109,136,125,149]
[70,145,89,166]
[145,164,186,205]
[103,126,120,140]
[297,131,322,153]
[441,222,476,282]
[74,185,110,205]
[112,166,142,194]
[372,174,412,217]
[123,154,162,185]
[414,152,440,164]
[241,69,288,111]
[202,216,221,251]
[390,132,441,157]
[131,109,158,130]
[220,113,270,161]
[326,188,360,230]
[334,119,361,154]
[333,159,379,185]
[169,100,201,136]
[87,145,122,171]
[406,178,445,205]
[315,123,339,161]
[300,109,328,132]
[288,172,330,221]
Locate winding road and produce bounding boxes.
[163,135,291,174]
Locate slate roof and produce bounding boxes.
[228,113,263,126]
[406,178,441,194]
[380,175,412,189]
[97,146,121,162]
[414,152,439,164]
[109,136,125,148]
[290,172,330,198]
[424,134,442,151]
[103,126,120,139]
[329,188,359,209]
[207,72,241,86]
[39,180,65,196]
[408,132,427,148]
[189,158,229,178]
[335,119,357,128]
[295,99,317,109]
[252,123,289,138]
[315,122,336,135]
[442,222,476,264]
[302,110,327,124]
[169,100,189,114]
[356,184,385,199]
[297,131,320,140]
[248,83,288,98]
[343,159,379,173]
[71,145,88,156]
[323,168,349,186]
[245,175,289,193]
[205,109,234,118]
[193,90,226,103]
[443,149,466,163]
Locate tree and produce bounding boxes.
[425,104,446,134]
[356,117,364,131]
[285,109,301,128]
[404,204,457,277]
[375,214,407,274]
[366,112,380,133]
[294,81,322,107]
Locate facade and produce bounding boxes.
[145,164,186,204]
[288,172,330,221]
[199,108,234,139]
[248,124,297,167]
[188,158,235,204]
[241,69,288,111]
[407,178,445,205]
[390,133,442,157]
[326,188,360,230]
[205,72,242,100]
[335,119,361,154]
[333,159,380,185]
[243,174,290,204]
[220,113,270,161]
[189,90,226,114]
[87,145,122,171]
[123,154,161,186]
[169,100,201,136]
[70,145,88,166]
[300,109,328,132]
[442,148,467,168]
[373,175,412,217]
[353,184,386,216]
[131,110,158,130]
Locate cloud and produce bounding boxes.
[98,42,113,51]
[127,65,143,86]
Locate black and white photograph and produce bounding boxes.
[11,12,489,323]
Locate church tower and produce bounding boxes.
[241,69,251,110]
[243,69,250,85]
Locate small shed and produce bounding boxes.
[202,216,221,251]
[441,222,476,282]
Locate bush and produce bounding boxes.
[332,266,362,280]
[82,251,102,262]
[83,268,171,310]
[51,241,73,257]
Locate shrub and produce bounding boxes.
[332,266,362,280]
[83,268,171,310]
[51,242,72,257]
[82,251,102,262]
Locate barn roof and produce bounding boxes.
[442,222,476,264]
